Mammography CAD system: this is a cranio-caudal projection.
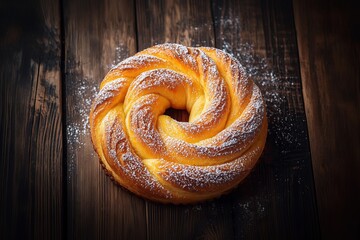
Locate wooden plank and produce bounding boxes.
[135,0,238,239]
[136,0,215,50]
[0,0,63,239]
[62,0,148,239]
[293,0,360,238]
[212,0,320,238]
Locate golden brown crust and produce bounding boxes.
[90,43,268,204]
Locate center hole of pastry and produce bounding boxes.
[164,108,189,122]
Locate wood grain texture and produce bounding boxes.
[212,0,320,238]
[0,0,63,239]
[294,0,360,239]
[62,0,147,239]
[136,0,215,50]
[3,0,355,239]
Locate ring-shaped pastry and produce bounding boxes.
[90,43,267,204]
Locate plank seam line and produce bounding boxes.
[59,0,67,239]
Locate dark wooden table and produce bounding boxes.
[1,0,359,239]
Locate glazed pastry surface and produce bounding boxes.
[90,43,267,204]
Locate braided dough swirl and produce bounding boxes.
[90,43,267,204]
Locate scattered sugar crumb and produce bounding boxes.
[220,41,306,158]
[66,76,98,181]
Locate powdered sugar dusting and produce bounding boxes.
[220,41,284,118]
[109,43,130,69]
[168,48,231,140]
[67,78,97,143]
[112,54,165,76]
[93,78,126,108]
[157,147,259,192]
[66,75,98,181]
[220,41,304,154]
[131,69,192,94]
[103,113,172,198]
[156,43,198,73]
[90,43,267,202]
[161,85,264,166]
[128,95,167,157]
